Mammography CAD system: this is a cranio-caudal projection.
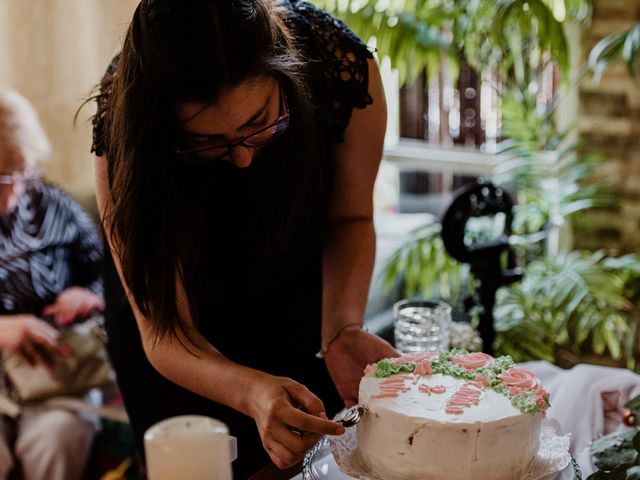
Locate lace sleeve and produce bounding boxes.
[290,1,375,143]
[90,54,120,157]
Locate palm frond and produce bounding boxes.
[312,0,585,90]
[311,0,453,85]
[589,24,640,80]
[381,223,468,305]
[495,252,640,367]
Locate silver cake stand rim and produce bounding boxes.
[302,436,583,480]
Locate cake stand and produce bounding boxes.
[302,424,582,480]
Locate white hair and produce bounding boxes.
[0,87,51,170]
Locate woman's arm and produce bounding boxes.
[322,58,398,406]
[94,155,343,469]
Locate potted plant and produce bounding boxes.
[312,0,640,369]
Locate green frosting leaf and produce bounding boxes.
[369,350,548,415]
[374,358,415,378]
[495,355,517,370]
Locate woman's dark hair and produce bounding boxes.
[102,0,323,343]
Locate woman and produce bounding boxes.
[92,0,396,475]
[0,87,104,480]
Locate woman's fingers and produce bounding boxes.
[264,413,334,469]
[28,323,60,347]
[41,304,57,317]
[275,421,322,454]
[46,307,76,326]
[59,312,75,326]
[284,383,325,415]
[42,288,104,325]
[283,383,344,436]
[26,321,69,360]
[18,344,37,366]
[23,339,56,368]
[265,438,300,470]
[31,343,56,369]
[281,404,344,436]
[43,302,82,325]
[19,339,53,368]
[265,424,322,469]
[255,377,346,470]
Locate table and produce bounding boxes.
[248,462,303,480]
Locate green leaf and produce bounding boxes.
[594,446,637,472]
[603,326,623,360]
[623,26,640,76]
[591,429,640,475]
[587,473,619,480]
[592,430,637,456]
[589,31,628,80]
[625,395,640,416]
[628,466,640,480]
[633,431,640,453]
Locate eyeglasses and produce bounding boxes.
[176,82,290,163]
[0,171,41,189]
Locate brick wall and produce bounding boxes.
[575,0,640,253]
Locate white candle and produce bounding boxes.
[144,415,236,480]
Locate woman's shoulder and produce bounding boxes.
[285,1,375,142]
[286,1,373,62]
[98,53,121,84]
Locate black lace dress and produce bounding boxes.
[92,1,373,476]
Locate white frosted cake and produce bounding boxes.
[356,350,549,480]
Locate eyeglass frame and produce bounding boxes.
[0,171,42,188]
[175,81,290,163]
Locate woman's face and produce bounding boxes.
[0,147,28,216]
[176,75,281,168]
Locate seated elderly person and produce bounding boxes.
[0,87,104,480]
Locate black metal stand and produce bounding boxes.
[441,182,522,355]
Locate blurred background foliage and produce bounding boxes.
[311,0,640,370]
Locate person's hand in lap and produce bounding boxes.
[0,314,69,368]
[43,286,104,326]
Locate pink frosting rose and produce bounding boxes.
[475,374,491,387]
[498,368,539,389]
[451,352,494,370]
[390,352,435,367]
[414,358,433,376]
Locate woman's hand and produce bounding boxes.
[42,286,104,326]
[247,374,345,469]
[0,314,69,367]
[324,328,398,406]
